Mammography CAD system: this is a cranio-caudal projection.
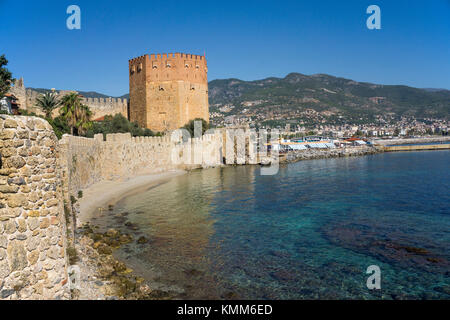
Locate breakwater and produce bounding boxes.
[384,144,450,152]
[282,146,382,163]
[372,136,450,146]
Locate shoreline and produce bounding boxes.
[73,169,187,300]
[77,170,187,227]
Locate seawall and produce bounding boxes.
[59,131,224,196]
[372,136,450,146]
[384,144,450,152]
[283,146,383,163]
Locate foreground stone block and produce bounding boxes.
[0,115,69,300]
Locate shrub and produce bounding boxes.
[85,114,159,138]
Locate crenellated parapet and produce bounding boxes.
[129,52,207,84]
[7,78,128,120]
[81,97,128,120]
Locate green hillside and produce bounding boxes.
[208,73,450,121]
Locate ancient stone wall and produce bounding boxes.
[8,79,128,120]
[60,131,224,196]
[82,98,128,120]
[0,116,69,300]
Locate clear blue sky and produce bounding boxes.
[1,0,449,96]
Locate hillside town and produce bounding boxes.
[210,102,449,139]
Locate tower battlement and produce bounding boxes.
[128,52,209,132]
[129,52,207,85]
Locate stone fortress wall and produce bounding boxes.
[60,130,224,195]
[0,116,69,300]
[9,78,127,120]
[79,97,127,120]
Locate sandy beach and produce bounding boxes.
[78,169,186,227]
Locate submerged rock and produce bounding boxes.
[137,236,148,244]
[106,228,119,238]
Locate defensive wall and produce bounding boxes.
[9,79,128,120]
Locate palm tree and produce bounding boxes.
[35,92,60,118]
[76,104,93,135]
[59,92,92,136]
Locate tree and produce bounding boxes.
[181,118,209,137]
[85,113,157,139]
[0,54,13,98]
[76,104,93,136]
[59,92,92,136]
[47,116,71,139]
[36,92,60,118]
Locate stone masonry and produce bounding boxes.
[9,78,128,120]
[59,131,224,196]
[0,115,69,300]
[129,53,209,132]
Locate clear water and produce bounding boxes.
[94,150,450,299]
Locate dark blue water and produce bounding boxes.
[100,150,450,299]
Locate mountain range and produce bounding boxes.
[30,73,450,122]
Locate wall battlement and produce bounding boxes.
[59,130,223,195]
[8,79,128,120]
[82,97,127,120]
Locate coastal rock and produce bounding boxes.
[106,228,119,238]
[284,146,381,163]
[137,236,148,244]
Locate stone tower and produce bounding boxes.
[128,53,209,132]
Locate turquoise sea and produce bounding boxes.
[94,150,450,299]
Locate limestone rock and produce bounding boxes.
[7,241,28,271]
